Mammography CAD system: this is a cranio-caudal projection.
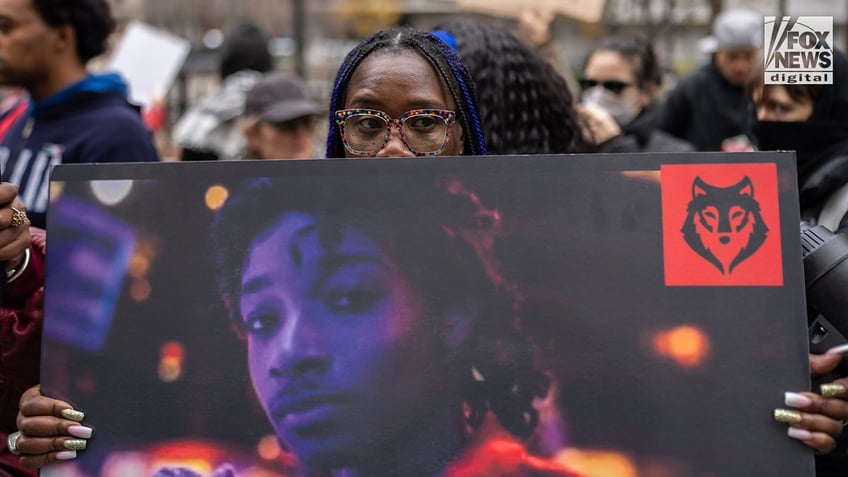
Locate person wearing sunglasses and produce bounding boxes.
[577,33,694,153]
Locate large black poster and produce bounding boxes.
[40,153,811,477]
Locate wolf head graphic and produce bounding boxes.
[681,176,769,275]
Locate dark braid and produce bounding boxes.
[428,34,488,155]
[436,20,590,154]
[326,26,487,158]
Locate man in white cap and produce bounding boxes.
[658,8,762,151]
[241,72,323,160]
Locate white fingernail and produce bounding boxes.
[68,426,92,439]
[56,451,77,461]
[787,427,813,441]
[785,392,813,408]
[825,344,848,355]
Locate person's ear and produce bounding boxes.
[441,301,476,349]
[52,24,76,55]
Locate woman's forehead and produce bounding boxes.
[585,50,633,76]
[344,49,456,112]
[245,212,397,271]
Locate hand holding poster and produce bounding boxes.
[39,153,813,477]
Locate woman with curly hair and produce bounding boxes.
[432,20,590,154]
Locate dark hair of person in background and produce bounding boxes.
[210,176,550,474]
[586,33,662,90]
[435,19,591,154]
[218,21,273,80]
[32,0,115,63]
[745,81,822,109]
[325,26,487,158]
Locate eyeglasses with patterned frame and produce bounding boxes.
[334,109,457,156]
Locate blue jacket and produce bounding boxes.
[0,73,159,228]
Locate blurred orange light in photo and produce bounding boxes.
[652,325,711,368]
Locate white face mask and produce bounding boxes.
[581,86,640,126]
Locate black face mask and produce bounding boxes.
[753,120,848,165]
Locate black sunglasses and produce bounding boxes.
[579,78,634,95]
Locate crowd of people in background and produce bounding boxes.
[0,0,847,476]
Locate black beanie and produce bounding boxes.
[219,21,273,80]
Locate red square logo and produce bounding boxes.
[662,163,783,286]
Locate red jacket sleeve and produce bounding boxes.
[0,227,46,433]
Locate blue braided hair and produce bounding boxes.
[325,26,487,158]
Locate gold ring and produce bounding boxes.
[9,207,27,227]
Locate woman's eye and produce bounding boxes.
[357,117,384,130]
[327,288,382,313]
[407,116,437,131]
[244,312,279,334]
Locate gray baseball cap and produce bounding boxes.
[244,72,322,123]
[699,8,763,53]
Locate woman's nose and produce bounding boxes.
[375,127,415,158]
[270,310,330,378]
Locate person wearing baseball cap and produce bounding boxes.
[658,8,763,151]
[242,72,323,160]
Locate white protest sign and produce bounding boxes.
[457,0,606,23]
[107,21,191,107]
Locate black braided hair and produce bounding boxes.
[584,33,663,90]
[33,0,115,63]
[436,19,590,154]
[212,176,548,440]
[326,26,487,158]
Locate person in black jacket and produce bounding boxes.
[750,51,848,477]
[579,33,694,153]
[658,8,762,151]
[750,51,848,233]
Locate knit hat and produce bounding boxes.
[699,9,763,53]
[219,22,272,79]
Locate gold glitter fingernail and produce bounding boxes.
[821,383,847,398]
[774,408,802,424]
[63,439,87,451]
[61,409,85,422]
